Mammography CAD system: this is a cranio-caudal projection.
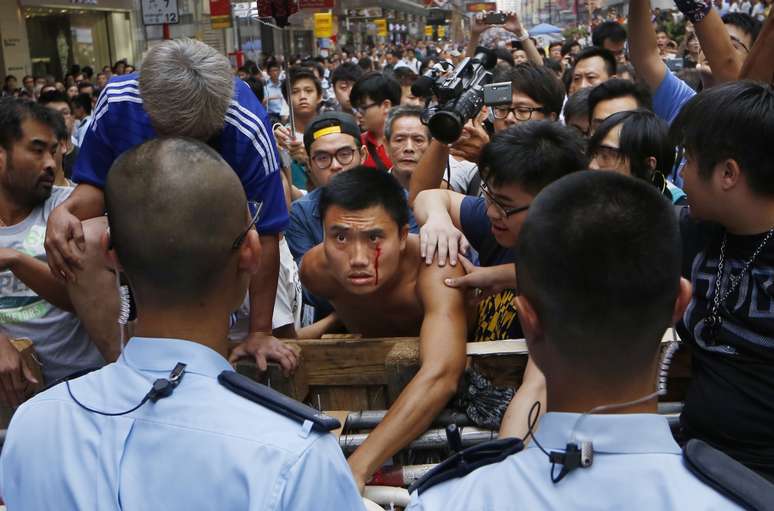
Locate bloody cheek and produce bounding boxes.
[374,244,381,286]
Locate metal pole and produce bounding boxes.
[346,410,473,430]
[340,427,497,453]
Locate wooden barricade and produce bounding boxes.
[234,330,692,410]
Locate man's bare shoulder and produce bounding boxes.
[298,244,339,299]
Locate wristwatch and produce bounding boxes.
[516,29,530,42]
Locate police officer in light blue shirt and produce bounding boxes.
[0,137,365,511]
[408,172,755,510]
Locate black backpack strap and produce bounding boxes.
[218,370,340,432]
[408,437,524,495]
[683,439,774,510]
[365,139,388,172]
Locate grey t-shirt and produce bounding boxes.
[0,187,105,384]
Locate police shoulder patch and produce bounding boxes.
[218,370,341,432]
[409,437,524,495]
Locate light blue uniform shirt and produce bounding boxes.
[0,337,365,511]
[408,412,741,511]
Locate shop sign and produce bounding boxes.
[71,0,98,5]
[142,0,180,25]
[465,2,496,11]
[314,12,333,37]
[424,25,432,36]
[375,18,387,36]
[438,25,446,37]
[300,0,333,8]
[210,0,232,29]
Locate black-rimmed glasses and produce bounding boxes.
[492,105,545,121]
[311,147,358,169]
[232,201,263,249]
[481,181,530,217]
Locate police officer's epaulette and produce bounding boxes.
[408,437,524,495]
[218,371,341,432]
[683,439,774,511]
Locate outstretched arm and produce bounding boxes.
[0,249,73,312]
[628,0,668,91]
[692,8,741,83]
[347,261,468,491]
[408,140,451,209]
[740,12,774,83]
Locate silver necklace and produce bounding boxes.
[704,227,774,342]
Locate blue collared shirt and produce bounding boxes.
[408,412,741,511]
[0,337,364,511]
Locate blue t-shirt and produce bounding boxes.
[75,73,288,234]
[460,196,515,267]
[459,196,521,342]
[653,68,696,189]
[653,67,697,125]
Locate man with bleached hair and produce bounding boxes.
[42,38,298,373]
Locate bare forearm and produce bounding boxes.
[348,368,459,479]
[63,184,106,221]
[499,357,546,439]
[629,0,667,90]
[408,140,450,209]
[694,8,741,83]
[522,38,544,67]
[740,12,774,83]
[296,313,341,339]
[249,233,280,333]
[9,252,73,311]
[413,189,454,226]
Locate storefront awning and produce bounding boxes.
[339,0,428,17]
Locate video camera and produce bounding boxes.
[411,47,512,144]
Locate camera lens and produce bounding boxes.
[428,110,464,144]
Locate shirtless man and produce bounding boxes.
[300,165,467,490]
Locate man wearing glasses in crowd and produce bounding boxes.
[413,122,587,344]
[349,72,402,171]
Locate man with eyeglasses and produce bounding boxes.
[408,63,564,208]
[286,112,368,267]
[0,137,365,510]
[414,122,587,344]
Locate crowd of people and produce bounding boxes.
[0,0,772,508]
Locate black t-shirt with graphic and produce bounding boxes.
[677,207,774,479]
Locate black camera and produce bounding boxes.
[411,47,510,144]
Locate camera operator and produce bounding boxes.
[408,63,565,208]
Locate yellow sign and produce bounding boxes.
[375,18,387,37]
[438,25,446,37]
[314,12,333,38]
[424,25,432,36]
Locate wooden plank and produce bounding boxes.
[385,341,421,405]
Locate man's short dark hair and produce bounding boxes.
[282,66,322,101]
[494,48,515,67]
[592,21,628,47]
[574,46,617,78]
[587,78,653,120]
[492,63,566,117]
[0,97,63,152]
[393,66,418,86]
[517,171,681,380]
[105,138,249,304]
[670,81,774,197]
[548,41,563,52]
[561,40,580,57]
[72,93,93,116]
[267,61,281,71]
[358,57,373,71]
[563,87,592,123]
[479,121,587,195]
[589,109,675,181]
[244,76,265,103]
[77,81,93,92]
[319,165,409,229]
[332,62,363,85]
[350,72,401,108]
[722,12,762,43]
[37,90,72,109]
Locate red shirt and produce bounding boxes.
[361,131,392,171]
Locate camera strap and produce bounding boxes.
[365,139,388,172]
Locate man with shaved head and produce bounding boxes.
[0,137,364,509]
